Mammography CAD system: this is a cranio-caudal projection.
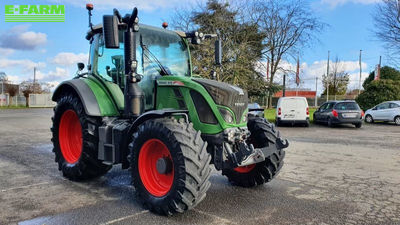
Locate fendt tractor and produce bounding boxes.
[51,4,289,215]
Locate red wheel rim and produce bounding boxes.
[138,139,174,197]
[234,164,256,173]
[59,110,82,164]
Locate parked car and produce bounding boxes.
[276,97,309,127]
[364,101,400,125]
[248,102,264,117]
[313,100,363,128]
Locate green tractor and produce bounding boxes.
[51,5,288,215]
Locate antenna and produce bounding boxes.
[86,3,94,31]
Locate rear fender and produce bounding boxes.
[52,79,102,116]
[52,78,120,117]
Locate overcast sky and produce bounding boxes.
[0,0,385,92]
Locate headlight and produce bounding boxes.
[219,108,234,123]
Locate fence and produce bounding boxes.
[0,94,7,106]
[251,95,357,108]
[0,94,26,107]
[29,94,56,108]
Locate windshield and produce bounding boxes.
[93,24,190,83]
[137,25,190,77]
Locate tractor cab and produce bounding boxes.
[87,24,191,110]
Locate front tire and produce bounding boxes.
[328,117,333,127]
[365,115,374,123]
[51,94,111,180]
[222,116,286,187]
[130,118,212,215]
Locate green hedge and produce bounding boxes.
[356,80,400,110]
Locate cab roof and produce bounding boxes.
[86,23,186,40]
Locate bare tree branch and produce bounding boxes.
[373,0,400,64]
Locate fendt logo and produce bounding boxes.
[5,5,65,22]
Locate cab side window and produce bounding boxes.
[390,103,399,108]
[93,33,145,89]
[95,34,125,86]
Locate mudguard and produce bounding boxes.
[52,79,120,117]
[130,109,189,130]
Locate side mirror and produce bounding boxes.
[103,15,119,48]
[215,39,222,66]
[372,107,377,110]
[77,62,85,71]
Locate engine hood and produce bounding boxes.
[193,78,248,124]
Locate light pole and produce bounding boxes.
[358,50,362,95]
[315,77,318,107]
[326,51,330,101]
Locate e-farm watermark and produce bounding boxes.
[5,5,65,22]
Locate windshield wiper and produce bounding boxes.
[139,35,170,75]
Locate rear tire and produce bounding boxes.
[354,123,362,128]
[222,116,286,187]
[305,119,310,127]
[130,118,212,215]
[395,116,400,126]
[51,94,111,180]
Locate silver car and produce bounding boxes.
[365,101,400,125]
[248,103,264,118]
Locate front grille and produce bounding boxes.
[194,78,248,124]
[230,92,248,123]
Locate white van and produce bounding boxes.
[276,97,309,127]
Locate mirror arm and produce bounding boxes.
[123,7,144,118]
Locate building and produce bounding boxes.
[274,88,316,98]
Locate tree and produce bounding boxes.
[356,80,400,110]
[173,0,267,98]
[252,0,325,107]
[0,72,8,94]
[322,57,349,96]
[41,82,54,93]
[357,66,400,109]
[5,83,18,106]
[0,72,7,82]
[20,81,43,107]
[373,0,400,63]
[363,66,400,88]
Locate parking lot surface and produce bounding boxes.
[1,108,399,225]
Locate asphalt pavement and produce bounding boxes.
[1,108,399,225]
